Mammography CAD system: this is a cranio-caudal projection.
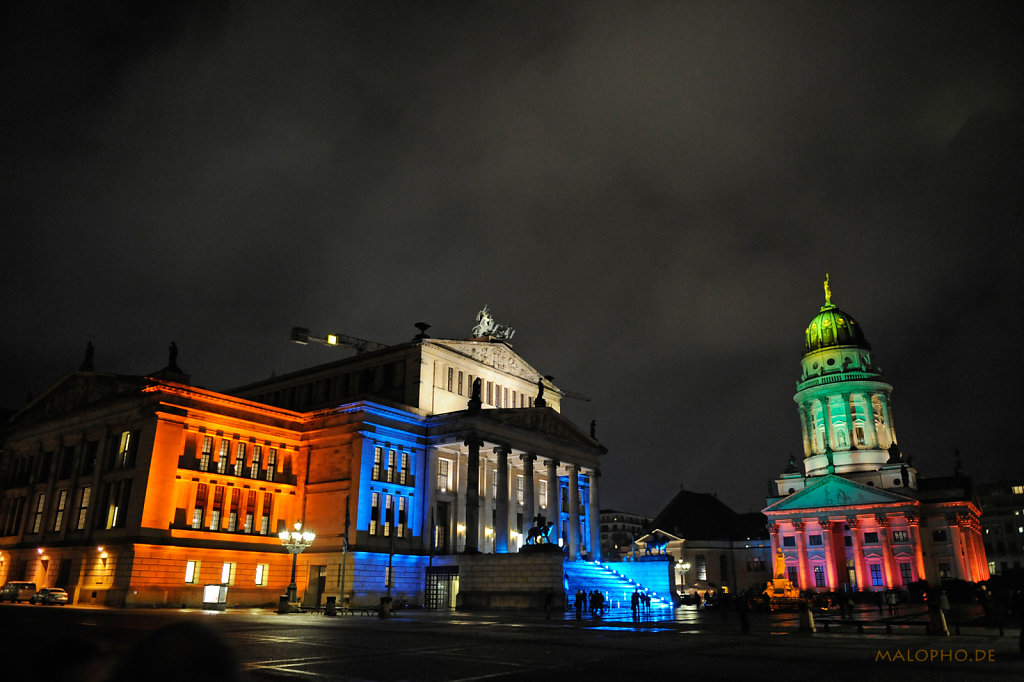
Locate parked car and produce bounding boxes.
[29,587,69,605]
[0,581,37,603]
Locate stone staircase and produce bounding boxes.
[563,561,673,610]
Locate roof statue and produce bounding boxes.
[823,273,832,307]
[471,304,515,340]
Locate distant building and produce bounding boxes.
[0,313,606,608]
[977,480,1024,576]
[599,509,649,561]
[763,279,988,592]
[636,489,770,597]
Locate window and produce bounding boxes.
[932,529,948,542]
[457,371,464,396]
[399,452,409,485]
[397,496,407,538]
[221,562,236,585]
[844,535,852,547]
[813,565,826,587]
[52,489,68,532]
[76,486,91,530]
[539,480,547,508]
[517,475,524,504]
[437,459,451,491]
[899,562,912,585]
[31,493,46,533]
[255,564,268,586]
[870,563,883,587]
[245,511,254,533]
[260,493,272,535]
[266,449,276,482]
[228,510,238,532]
[200,436,213,471]
[863,532,879,544]
[447,367,453,392]
[217,441,229,474]
[696,554,707,581]
[234,443,245,476]
[192,508,204,529]
[495,385,501,407]
[210,509,221,531]
[808,534,822,546]
[386,450,396,483]
[250,446,262,479]
[370,493,379,535]
[938,562,951,579]
[1012,485,1024,495]
[782,536,796,547]
[892,530,909,543]
[184,560,199,583]
[117,431,133,468]
[787,566,798,584]
[372,447,382,481]
[384,495,393,536]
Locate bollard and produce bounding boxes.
[324,595,337,617]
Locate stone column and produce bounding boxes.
[768,523,781,578]
[494,446,510,553]
[820,518,837,589]
[587,468,601,561]
[947,516,970,581]
[423,447,437,554]
[521,454,536,538]
[567,465,581,560]
[848,518,868,590]
[876,515,896,587]
[906,514,926,581]
[463,435,482,553]
[793,520,811,589]
[822,398,835,452]
[546,458,560,546]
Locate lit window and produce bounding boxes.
[210,509,221,531]
[234,443,245,476]
[397,496,406,538]
[813,565,825,587]
[217,441,229,474]
[399,452,409,485]
[1012,485,1024,495]
[539,480,548,508]
[221,562,236,585]
[437,459,451,491]
[192,508,204,529]
[870,563,883,586]
[696,554,707,581]
[266,449,276,482]
[76,486,91,531]
[185,560,199,583]
[228,511,238,532]
[255,564,268,586]
[200,436,213,471]
[372,447,382,481]
[387,450,396,483]
[457,371,464,396]
[517,475,524,504]
[384,494,393,537]
[250,446,262,479]
[117,431,132,468]
[31,492,46,533]
[53,489,68,532]
[892,530,909,543]
[370,493,379,535]
[447,367,453,392]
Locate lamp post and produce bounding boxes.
[279,522,315,608]
[678,560,691,600]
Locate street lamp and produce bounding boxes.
[279,522,315,607]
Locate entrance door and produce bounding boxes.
[426,566,459,609]
[303,565,327,608]
[56,558,72,589]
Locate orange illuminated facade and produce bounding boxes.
[762,281,988,591]
[0,328,606,608]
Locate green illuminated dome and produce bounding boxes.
[803,277,870,355]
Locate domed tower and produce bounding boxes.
[790,275,903,480]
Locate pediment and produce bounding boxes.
[637,529,683,544]
[482,408,604,452]
[428,340,546,384]
[12,372,144,426]
[764,474,912,513]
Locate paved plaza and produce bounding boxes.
[1,602,1020,681]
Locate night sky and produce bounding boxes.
[3,2,1022,517]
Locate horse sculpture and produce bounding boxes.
[644,537,668,556]
[526,521,554,545]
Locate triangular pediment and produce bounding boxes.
[637,529,683,544]
[11,371,145,427]
[427,340,547,385]
[427,407,606,455]
[764,474,913,513]
[481,408,605,452]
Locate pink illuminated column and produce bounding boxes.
[794,520,811,589]
[848,518,868,590]
[906,513,926,581]
[876,515,896,587]
[819,517,838,589]
[947,515,972,581]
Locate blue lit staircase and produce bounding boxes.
[563,561,672,610]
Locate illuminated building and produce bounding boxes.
[763,279,989,591]
[599,509,650,560]
[976,481,1024,576]
[0,314,606,608]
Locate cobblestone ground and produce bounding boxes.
[1,602,1020,681]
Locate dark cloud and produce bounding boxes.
[3,1,1022,515]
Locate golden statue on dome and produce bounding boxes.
[824,273,832,305]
